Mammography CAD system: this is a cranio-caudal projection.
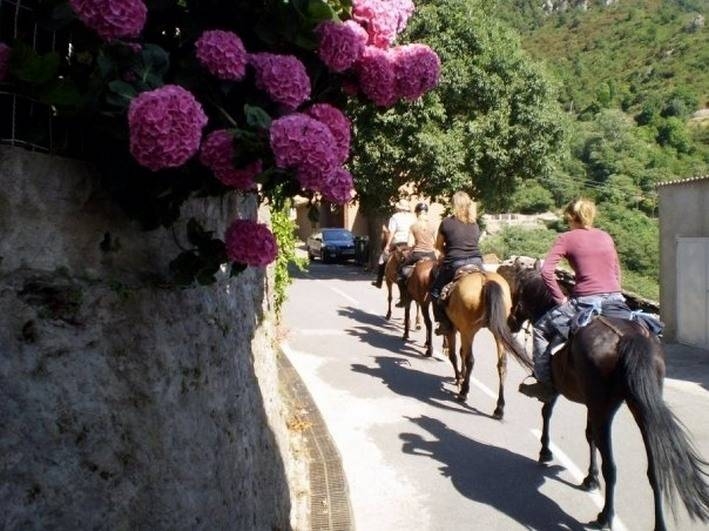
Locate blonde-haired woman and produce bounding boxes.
[519,197,624,401]
[429,191,483,334]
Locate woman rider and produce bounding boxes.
[429,191,483,335]
[371,198,415,288]
[395,202,437,307]
[518,198,625,402]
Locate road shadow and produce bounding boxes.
[662,342,709,392]
[352,356,495,417]
[401,415,586,530]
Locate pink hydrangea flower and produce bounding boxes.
[225,219,278,267]
[195,30,247,81]
[199,129,260,189]
[69,0,147,41]
[321,167,355,205]
[355,46,397,107]
[249,53,311,110]
[128,85,207,171]
[269,114,338,191]
[0,42,11,82]
[393,43,441,101]
[316,20,368,72]
[391,0,415,34]
[352,0,399,48]
[305,104,351,164]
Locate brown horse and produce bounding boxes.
[383,247,421,327]
[400,258,436,356]
[497,260,709,530]
[442,270,533,419]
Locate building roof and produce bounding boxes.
[656,175,709,188]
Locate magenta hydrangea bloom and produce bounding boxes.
[195,30,247,81]
[128,85,207,171]
[225,219,278,267]
[69,0,147,41]
[269,114,338,191]
[393,43,441,101]
[352,0,399,48]
[0,42,11,82]
[391,0,415,34]
[305,104,351,164]
[199,129,260,190]
[355,46,397,107]
[321,167,355,205]
[316,20,368,72]
[250,53,311,110]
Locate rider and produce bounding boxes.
[371,198,415,288]
[429,191,483,335]
[518,197,625,402]
[395,202,437,307]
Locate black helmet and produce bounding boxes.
[415,202,428,213]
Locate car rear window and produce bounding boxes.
[323,230,352,241]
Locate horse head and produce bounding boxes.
[497,258,553,332]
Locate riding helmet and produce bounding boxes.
[415,202,428,214]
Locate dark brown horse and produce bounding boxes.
[442,269,533,419]
[383,247,421,326]
[497,259,709,530]
[400,258,436,356]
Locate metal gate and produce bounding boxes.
[676,237,709,348]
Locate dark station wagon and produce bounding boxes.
[306,228,356,263]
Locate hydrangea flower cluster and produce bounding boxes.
[321,168,355,205]
[352,0,400,48]
[269,114,338,191]
[393,43,441,101]
[305,104,351,164]
[355,46,397,107]
[250,53,311,110]
[69,0,147,41]
[128,85,207,171]
[316,20,368,73]
[199,129,261,190]
[195,30,247,81]
[0,43,10,82]
[225,219,278,267]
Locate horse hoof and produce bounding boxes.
[456,393,467,403]
[581,476,600,491]
[585,515,611,530]
[538,449,553,463]
[492,409,504,420]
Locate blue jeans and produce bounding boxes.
[532,292,625,384]
[430,256,483,300]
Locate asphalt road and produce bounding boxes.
[280,259,709,531]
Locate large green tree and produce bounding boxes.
[349,0,567,221]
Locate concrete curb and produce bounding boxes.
[278,347,354,531]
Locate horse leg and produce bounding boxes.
[422,301,433,357]
[588,408,620,530]
[446,332,460,385]
[539,395,558,462]
[492,338,508,419]
[385,281,393,320]
[581,414,600,490]
[457,331,475,402]
[415,302,422,330]
[402,299,410,341]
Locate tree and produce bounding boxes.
[349,0,567,220]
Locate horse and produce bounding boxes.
[400,258,437,356]
[383,246,421,327]
[441,268,534,419]
[497,259,709,530]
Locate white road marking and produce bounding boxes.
[298,329,349,336]
[531,429,629,531]
[328,285,359,304]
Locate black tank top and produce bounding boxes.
[439,216,481,263]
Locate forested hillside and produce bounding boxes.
[482,0,708,298]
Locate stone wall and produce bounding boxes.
[0,146,304,530]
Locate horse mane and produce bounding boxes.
[517,267,556,321]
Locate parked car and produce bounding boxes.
[306,228,356,263]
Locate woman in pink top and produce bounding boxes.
[519,198,625,401]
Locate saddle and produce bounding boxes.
[439,264,484,302]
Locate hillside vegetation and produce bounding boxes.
[484,0,708,299]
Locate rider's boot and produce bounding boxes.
[518,378,555,402]
[371,263,385,288]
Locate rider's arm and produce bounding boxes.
[541,234,568,305]
[384,217,396,250]
[434,231,445,256]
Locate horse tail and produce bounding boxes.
[481,280,534,371]
[619,334,709,522]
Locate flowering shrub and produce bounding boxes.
[0,42,10,82]
[225,219,278,267]
[3,1,440,282]
[195,30,248,81]
[316,20,368,72]
[128,85,208,171]
[69,0,147,41]
[250,53,311,110]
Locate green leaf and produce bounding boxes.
[307,0,338,22]
[96,52,115,79]
[108,80,138,100]
[39,79,82,107]
[244,105,272,130]
[141,44,170,76]
[10,43,60,85]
